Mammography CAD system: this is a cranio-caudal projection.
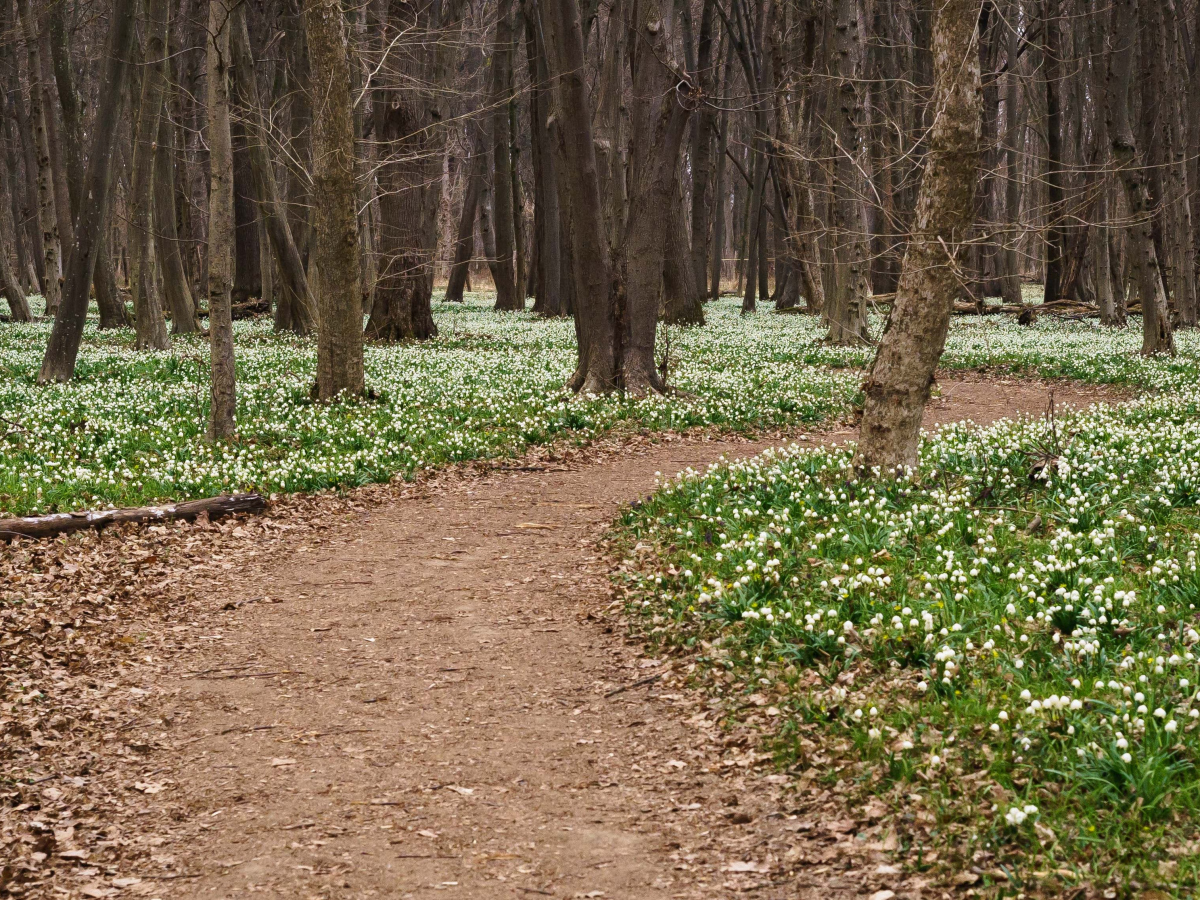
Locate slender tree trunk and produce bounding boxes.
[825,0,870,343]
[689,0,718,299]
[37,0,138,382]
[524,0,564,316]
[129,0,172,351]
[854,0,983,472]
[489,0,521,310]
[446,122,485,303]
[15,0,62,315]
[1108,0,1173,355]
[155,108,199,333]
[206,0,238,435]
[305,0,365,395]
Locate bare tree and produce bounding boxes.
[207,0,238,437]
[854,0,984,472]
[306,0,365,396]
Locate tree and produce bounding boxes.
[15,0,63,317]
[128,0,173,351]
[854,0,984,473]
[1107,0,1173,356]
[206,0,238,437]
[305,0,365,396]
[38,0,139,383]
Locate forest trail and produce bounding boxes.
[146,379,1115,900]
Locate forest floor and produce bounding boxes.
[0,377,1125,900]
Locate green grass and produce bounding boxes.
[0,295,858,517]
[4,292,1200,518]
[616,387,1200,893]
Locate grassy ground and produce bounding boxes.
[2,293,1196,520]
[0,295,858,517]
[617,379,1200,891]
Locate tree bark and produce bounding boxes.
[37,0,138,382]
[540,0,618,392]
[15,0,62,316]
[206,0,238,436]
[619,0,695,393]
[488,0,521,311]
[823,0,870,343]
[129,0,172,351]
[524,0,565,316]
[445,123,485,303]
[0,493,266,541]
[1107,0,1173,355]
[228,3,318,335]
[854,0,983,473]
[305,0,365,395]
[155,109,200,333]
[0,125,29,320]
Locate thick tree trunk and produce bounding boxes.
[228,3,318,335]
[231,124,262,305]
[129,0,172,351]
[15,0,62,316]
[540,0,618,392]
[37,0,138,381]
[0,138,29,320]
[1108,0,1173,355]
[662,177,704,325]
[206,0,238,435]
[854,0,983,473]
[619,0,694,393]
[305,0,365,393]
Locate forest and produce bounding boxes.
[3,0,1200,896]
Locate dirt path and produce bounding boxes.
[105,380,1114,900]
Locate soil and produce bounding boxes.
[1,378,1123,900]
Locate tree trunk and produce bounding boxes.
[155,109,199,333]
[129,0,172,351]
[854,0,983,473]
[206,0,238,435]
[1108,0,1173,355]
[662,175,704,325]
[37,0,138,381]
[523,0,565,316]
[489,0,521,311]
[306,0,365,394]
[365,0,446,342]
[228,3,318,335]
[619,0,694,393]
[825,0,870,344]
[540,0,618,392]
[0,116,28,320]
[689,0,717,300]
[231,123,262,305]
[445,124,484,303]
[15,0,62,316]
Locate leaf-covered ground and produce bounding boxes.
[617,386,1200,895]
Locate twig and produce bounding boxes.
[604,673,663,698]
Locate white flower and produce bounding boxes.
[1004,807,1027,826]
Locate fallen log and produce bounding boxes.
[0,493,267,541]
